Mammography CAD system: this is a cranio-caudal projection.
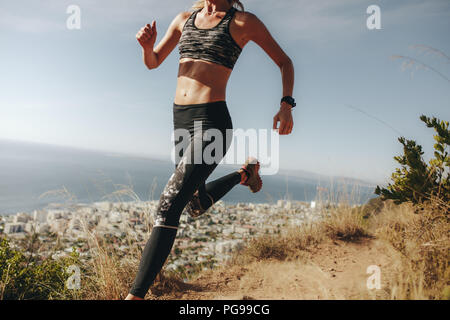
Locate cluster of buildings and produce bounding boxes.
[0,199,325,275]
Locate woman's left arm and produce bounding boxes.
[244,12,294,135]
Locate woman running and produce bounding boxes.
[126,0,295,300]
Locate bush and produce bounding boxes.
[375,115,449,212]
[0,237,77,300]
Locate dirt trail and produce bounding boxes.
[151,238,399,300]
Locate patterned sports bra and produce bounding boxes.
[178,7,242,70]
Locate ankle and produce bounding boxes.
[125,293,144,300]
[238,169,248,184]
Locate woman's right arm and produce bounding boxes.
[136,12,189,70]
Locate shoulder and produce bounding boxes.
[169,10,195,32]
[234,10,262,24]
[233,10,266,30]
[177,10,195,20]
[233,10,268,40]
[175,11,195,23]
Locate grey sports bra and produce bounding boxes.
[178,7,242,70]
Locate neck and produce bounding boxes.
[203,0,232,13]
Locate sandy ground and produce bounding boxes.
[150,238,399,300]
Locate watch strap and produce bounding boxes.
[280,96,296,108]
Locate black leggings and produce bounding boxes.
[130,100,242,298]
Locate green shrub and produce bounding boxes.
[0,237,77,300]
[375,115,449,211]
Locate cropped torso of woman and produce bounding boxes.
[135,4,294,135]
[174,9,248,105]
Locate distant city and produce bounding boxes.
[1,199,337,274]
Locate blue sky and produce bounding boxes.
[0,0,449,185]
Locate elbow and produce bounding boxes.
[279,57,293,69]
[145,60,159,70]
[146,63,158,70]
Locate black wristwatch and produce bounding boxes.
[280,96,296,108]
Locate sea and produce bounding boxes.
[0,139,378,215]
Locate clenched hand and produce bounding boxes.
[136,21,157,50]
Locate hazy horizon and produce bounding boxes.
[0,137,381,186]
[0,138,378,214]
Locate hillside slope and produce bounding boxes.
[150,238,398,300]
[145,200,448,301]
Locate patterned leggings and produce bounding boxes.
[129,100,242,298]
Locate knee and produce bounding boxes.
[184,192,214,218]
[154,210,180,229]
[155,197,182,228]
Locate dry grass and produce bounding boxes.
[78,234,138,300]
[227,196,448,300]
[76,228,186,300]
[322,206,371,242]
[231,203,371,266]
[371,201,449,299]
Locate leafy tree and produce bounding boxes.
[375,115,449,211]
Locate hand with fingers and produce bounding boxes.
[273,102,294,135]
[136,20,157,50]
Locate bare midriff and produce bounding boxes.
[174,57,233,105]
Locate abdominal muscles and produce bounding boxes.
[174,58,232,105]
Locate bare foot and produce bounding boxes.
[125,293,144,300]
